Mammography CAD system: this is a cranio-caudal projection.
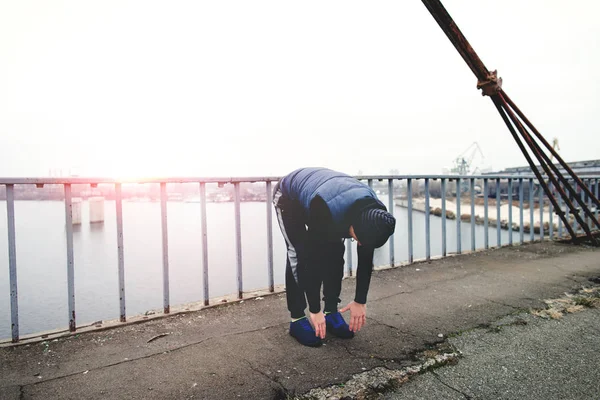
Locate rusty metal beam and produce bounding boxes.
[501,91,600,209]
[491,95,579,241]
[421,0,489,82]
[422,0,598,245]
[496,94,597,243]
[498,93,600,233]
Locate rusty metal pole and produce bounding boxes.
[421,0,490,81]
[496,96,594,242]
[491,96,578,241]
[421,0,599,245]
[498,94,600,232]
[501,91,600,209]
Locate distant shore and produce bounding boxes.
[395,197,564,234]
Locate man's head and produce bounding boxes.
[351,208,396,248]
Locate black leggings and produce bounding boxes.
[273,183,346,318]
[284,237,345,318]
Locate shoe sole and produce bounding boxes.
[326,325,355,339]
[289,332,323,347]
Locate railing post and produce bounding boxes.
[484,179,489,249]
[265,181,274,292]
[388,179,395,267]
[584,179,589,229]
[160,182,170,313]
[64,184,76,331]
[580,180,586,232]
[596,179,600,219]
[586,179,592,230]
[407,179,413,263]
[115,183,126,322]
[425,178,431,261]
[470,178,475,251]
[441,178,447,256]
[496,178,501,247]
[456,178,462,254]
[529,179,535,241]
[234,182,243,299]
[558,182,564,238]
[549,183,554,239]
[572,179,579,234]
[200,182,210,304]
[508,178,513,245]
[346,239,353,277]
[539,186,544,240]
[6,185,19,342]
[519,178,524,244]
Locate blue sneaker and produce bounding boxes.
[325,312,354,339]
[289,318,322,347]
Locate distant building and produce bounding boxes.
[488,159,600,177]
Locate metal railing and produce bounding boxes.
[2,174,599,343]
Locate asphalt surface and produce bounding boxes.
[1,241,599,400]
[381,308,600,400]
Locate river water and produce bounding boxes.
[0,199,524,339]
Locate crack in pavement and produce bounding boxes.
[21,322,289,388]
[475,296,525,311]
[432,371,472,399]
[520,296,543,302]
[367,317,424,341]
[548,264,598,282]
[335,337,411,367]
[371,277,416,291]
[388,278,415,289]
[242,359,288,396]
[370,270,483,300]
[371,290,414,303]
[338,341,356,358]
[453,331,494,347]
[562,274,587,284]
[330,329,416,366]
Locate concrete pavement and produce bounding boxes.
[1,241,599,399]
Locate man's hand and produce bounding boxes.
[309,311,326,339]
[339,301,367,332]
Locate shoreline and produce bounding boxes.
[395,198,561,234]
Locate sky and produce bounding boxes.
[1,0,599,178]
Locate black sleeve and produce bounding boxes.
[354,245,375,304]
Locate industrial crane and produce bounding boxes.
[451,142,485,175]
[549,138,560,163]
